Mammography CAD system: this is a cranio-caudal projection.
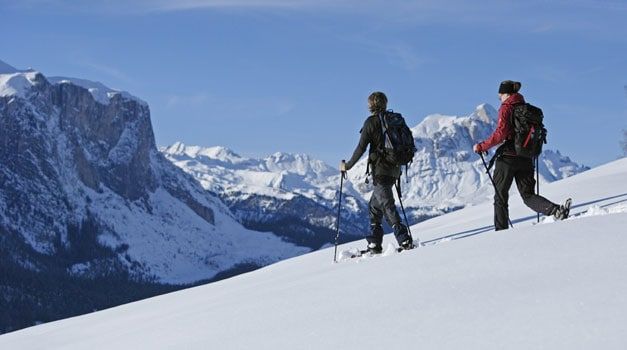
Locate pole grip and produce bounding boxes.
[339,160,347,179]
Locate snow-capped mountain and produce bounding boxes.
[3,157,625,349]
[162,143,368,248]
[0,59,307,333]
[162,104,588,245]
[48,76,144,106]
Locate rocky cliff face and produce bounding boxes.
[0,60,307,333]
[1,72,158,256]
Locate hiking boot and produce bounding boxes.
[393,223,411,243]
[366,242,383,254]
[552,198,572,221]
[366,224,384,247]
[399,239,414,250]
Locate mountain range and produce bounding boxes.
[162,104,588,247]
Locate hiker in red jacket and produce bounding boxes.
[473,80,571,230]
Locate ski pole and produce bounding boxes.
[333,161,347,263]
[480,153,514,229]
[395,181,412,237]
[536,156,540,223]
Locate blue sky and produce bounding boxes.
[1,0,625,167]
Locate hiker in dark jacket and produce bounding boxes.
[473,80,571,230]
[340,92,412,253]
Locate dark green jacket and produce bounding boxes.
[345,114,401,178]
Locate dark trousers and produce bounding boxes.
[493,156,557,230]
[367,176,408,245]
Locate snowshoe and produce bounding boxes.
[553,198,572,220]
[365,242,383,254]
[396,238,416,252]
[349,245,381,259]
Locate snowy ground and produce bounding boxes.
[1,158,626,349]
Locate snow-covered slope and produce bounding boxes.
[0,68,39,98]
[2,158,625,349]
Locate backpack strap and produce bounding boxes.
[363,114,381,184]
[378,112,394,149]
[509,102,528,134]
[363,113,386,185]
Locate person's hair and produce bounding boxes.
[498,80,522,94]
[368,91,388,113]
[512,81,521,93]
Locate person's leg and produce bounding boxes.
[366,223,384,248]
[393,223,412,247]
[374,176,411,244]
[493,157,515,230]
[514,157,558,216]
[367,182,385,247]
[371,177,402,226]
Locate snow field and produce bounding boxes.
[1,159,626,349]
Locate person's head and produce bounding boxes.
[498,80,521,102]
[368,91,388,113]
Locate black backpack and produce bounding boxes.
[378,111,417,166]
[511,103,547,158]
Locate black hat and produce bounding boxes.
[498,80,521,94]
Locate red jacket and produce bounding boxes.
[478,93,525,153]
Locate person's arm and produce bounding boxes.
[345,121,370,171]
[476,104,513,152]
